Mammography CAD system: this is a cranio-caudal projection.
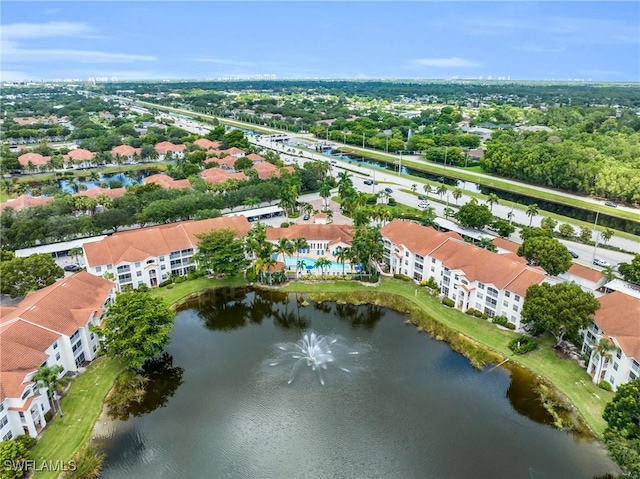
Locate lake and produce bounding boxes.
[99,289,617,479]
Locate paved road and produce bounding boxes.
[151,109,639,264]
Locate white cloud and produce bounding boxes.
[1,21,95,40]
[411,57,480,68]
[2,40,156,63]
[195,58,256,67]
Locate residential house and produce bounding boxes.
[17,153,50,169]
[558,264,606,293]
[200,168,247,185]
[382,220,550,328]
[111,145,141,164]
[63,148,95,169]
[220,147,246,158]
[0,272,116,441]
[246,153,265,164]
[193,138,221,151]
[154,141,186,160]
[205,156,237,170]
[0,195,54,213]
[582,291,640,391]
[143,174,191,190]
[83,216,251,289]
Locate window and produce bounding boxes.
[613,363,619,371]
[503,300,509,307]
[514,295,521,302]
[505,291,510,298]
[478,283,485,290]
[512,305,519,312]
[119,273,132,283]
[431,266,435,272]
[21,389,30,400]
[0,404,3,413]
[431,258,436,263]
[616,350,622,359]
[53,342,58,350]
[609,376,615,385]
[19,412,24,419]
[487,287,498,298]
[135,262,141,268]
[630,372,638,381]
[93,345,97,352]
[477,292,483,300]
[96,266,102,273]
[137,271,142,277]
[0,415,8,428]
[161,265,166,271]
[3,432,12,441]
[405,251,409,257]
[454,274,459,280]
[72,342,83,354]
[70,330,80,343]
[159,256,165,261]
[106,264,112,270]
[475,303,482,310]
[55,353,60,361]
[90,333,95,340]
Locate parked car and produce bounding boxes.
[384,187,393,193]
[418,201,429,208]
[330,160,337,165]
[418,195,426,201]
[363,179,373,185]
[593,258,610,267]
[303,213,310,220]
[604,201,618,207]
[64,264,82,272]
[569,250,579,259]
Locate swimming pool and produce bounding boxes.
[280,256,347,271]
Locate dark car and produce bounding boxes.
[418,195,426,200]
[303,213,310,220]
[384,187,393,193]
[568,250,579,259]
[363,180,373,185]
[604,201,617,208]
[64,264,82,272]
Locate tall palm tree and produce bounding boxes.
[452,188,463,205]
[319,178,332,212]
[590,338,619,385]
[602,265,617,283]
[526,203,539,227]
[601,228,614,245]
[296,260,307,278]
[486,193,499,212]
[335,246,351,275]
[33,365,66,416]
[436,184,447,200]
[69,247,83,265]
[276,238,294,266]
[411,184,417,193]
[315,257,332,276]
[422,183,432,200]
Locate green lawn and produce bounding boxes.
[279,278,612,436]
[149,276,247,306]
[31,357,125,479]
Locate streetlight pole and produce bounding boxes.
[443,146,449,168]
[385,136,389,153]
[398,151,403,176]
[362,132,365,149]
[591,210,601,265]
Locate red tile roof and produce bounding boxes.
[246,153,265,163]
[155,141,186,153]
[566,263,605,283]
[252,161,279,179]
[0,194,54,212]
[74,186,126,200]
[143,174,191,190]
[111,145,141,157]
[266,224,353,245]
[200,168,247,184]
[381,219,462,257]
[84,216,251,267]
[221,147,246,156]
[492,237,520,254]
[594,291,640,360]
[194,138,221,150]
[18,152,50,166]
[64,148,95,161]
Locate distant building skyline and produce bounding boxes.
[1,2,638,83]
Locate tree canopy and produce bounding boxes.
[618,254,640,285]
[194,228,246,277]
[0,254,64,298]
[454,202,493,229]
[602,378,640,476]
[96,291,176,371]
[517,236,573,276]
[521,282,599,345]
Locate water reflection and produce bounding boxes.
[108,353,184,421]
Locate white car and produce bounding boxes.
[593,258,610,268]
[418,201,429,208]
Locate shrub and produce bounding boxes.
[505,322,516,330]
[466,308,476,316]
[473,310,483,318]
[388,198,397,206]
[481,313,489,320]
[158,279,173,288]
[280,222,290,228]
[492,315,509,326]
[66,445,106,479]
[426,276,440,292]
[174,276,187,284]
[442,297,455,307]
[508,335,538,355]
[166,284,174,289]
[245,267,257,282]
[136,284,150,292]
[419,280,427,287]
[393,273,412,282]
[598,380,613,392]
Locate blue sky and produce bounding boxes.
[1,1,638,82]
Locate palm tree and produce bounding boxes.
[411,184,417,193]
[602,265,617,283]
[296,260,307,278]
[33,365,66,416]
[486,193,499,212]
[335,246,351,275]
[293,237,309,270]
[601,228,614,245]
[436,184,447,200]
[452,188,463,205]
[422,183,432,200]
[69,247,83,265]
[526,203,539,227]
[589,338,619,385]
[276,238,294,266]
[444,207,455,220]
[477,237,498,252]
[319,178,332,212]
[315,257,332,276]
